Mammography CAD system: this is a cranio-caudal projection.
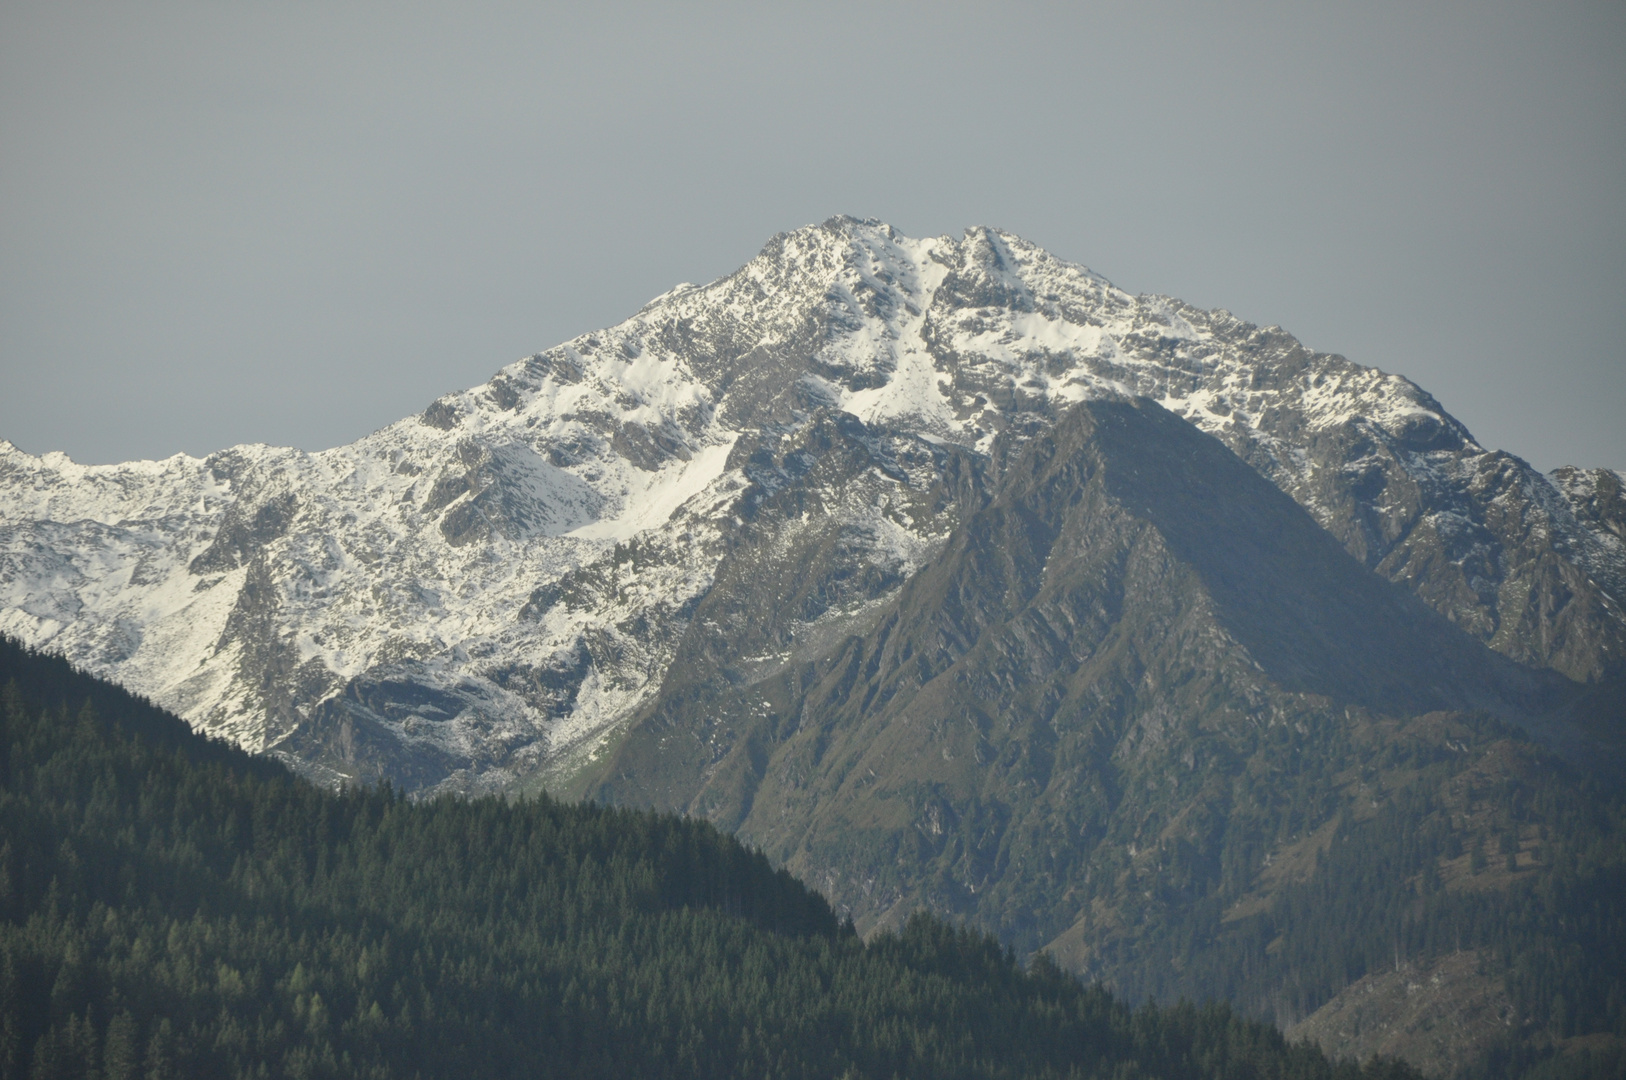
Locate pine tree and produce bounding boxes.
[102,1011,139,1080]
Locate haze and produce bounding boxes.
[2,1,1622,473]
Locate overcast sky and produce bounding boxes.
[2,1,1622,472]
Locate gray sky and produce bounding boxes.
[2,1,1622,472]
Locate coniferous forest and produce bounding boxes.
[0,636,1422,1080]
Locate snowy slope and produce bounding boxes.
[2,217,1620,791]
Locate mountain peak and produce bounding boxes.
[1,219,1621,794]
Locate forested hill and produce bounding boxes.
[0,636,1411,1080]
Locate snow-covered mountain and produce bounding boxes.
[2,217,1621,792]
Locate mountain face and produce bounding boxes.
[3,217,1619,797]
[592,395,1608,949]
[4,216,1625,1069]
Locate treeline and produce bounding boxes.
[0,637,1411,1080]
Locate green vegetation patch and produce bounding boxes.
[0,637,1412,1080]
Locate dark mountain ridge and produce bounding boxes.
[590,397,1626,1076]
[596,396,1609,832]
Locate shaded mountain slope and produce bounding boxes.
[593,398,1626,1074]
[596,397,1602,920]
